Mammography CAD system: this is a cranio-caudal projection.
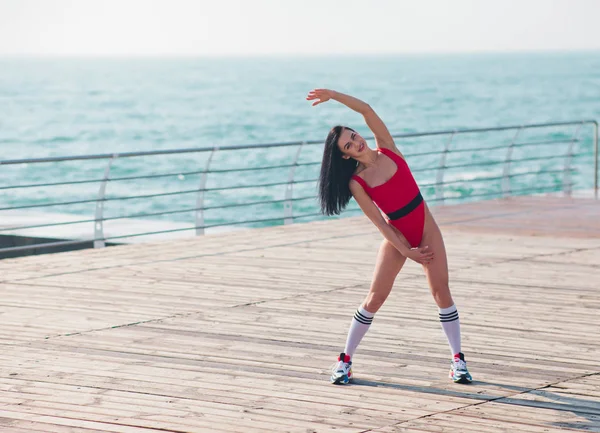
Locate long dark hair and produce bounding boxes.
[318,126,358,216]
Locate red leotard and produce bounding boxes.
[351,147,425,248]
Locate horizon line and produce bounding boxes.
[1,48,600,58]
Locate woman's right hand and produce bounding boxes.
[406,246,434,265]
[306,89,335,106]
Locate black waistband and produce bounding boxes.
[386,192,423,220]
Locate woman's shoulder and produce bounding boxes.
[354,166,366,176]
[378,145,405,161]
[349,167,370,191]
[352,163,370,180]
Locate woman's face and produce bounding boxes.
[337,128,367,159]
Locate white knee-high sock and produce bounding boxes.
[439,304,461,356]
[343,305,375,358]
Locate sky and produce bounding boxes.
[0,0,599,56]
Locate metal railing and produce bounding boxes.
[0,120,597,256]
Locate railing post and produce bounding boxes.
[94,155,117,248]
[284,142,304,225]
[502,126,524,198]
[435,132,456,203]
[563,123,584,197]
[594,121,598,199]
[196,147,217,235]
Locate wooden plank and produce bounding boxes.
[0,419,136,433]
[0,197,598,432]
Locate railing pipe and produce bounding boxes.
[94,155,117,248]
[563,123,583,196]
[502,126,523,197]
[195,147,217,235]
[594,121,598,199]
[284,143,305,224]
[435,131,456,203]
[1,120,597,257]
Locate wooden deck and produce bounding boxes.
[0,196,599,433]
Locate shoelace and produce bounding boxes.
[330,361,350,375]
[454,358,467,371]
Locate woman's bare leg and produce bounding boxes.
[332,238,407,384]
[342,239,406,358]
[420,207,454,309]
[420,206,462,360]
[364,238,408,312]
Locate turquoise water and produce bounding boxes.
[0,53,598,235]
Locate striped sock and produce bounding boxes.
[439,304,461,356]
[343,305,375,358]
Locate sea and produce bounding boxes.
[0,52,599,240]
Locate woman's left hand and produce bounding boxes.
[306,89,335,106]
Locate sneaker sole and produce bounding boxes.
[452,374,472,384]
[330,374,349,385]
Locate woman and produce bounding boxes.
[307,88,472,385]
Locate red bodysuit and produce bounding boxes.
[351,147,425,248]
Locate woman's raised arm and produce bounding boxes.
[307,89,398,151]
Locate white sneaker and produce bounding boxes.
[330,352,353,384]
[449,352,472,384]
